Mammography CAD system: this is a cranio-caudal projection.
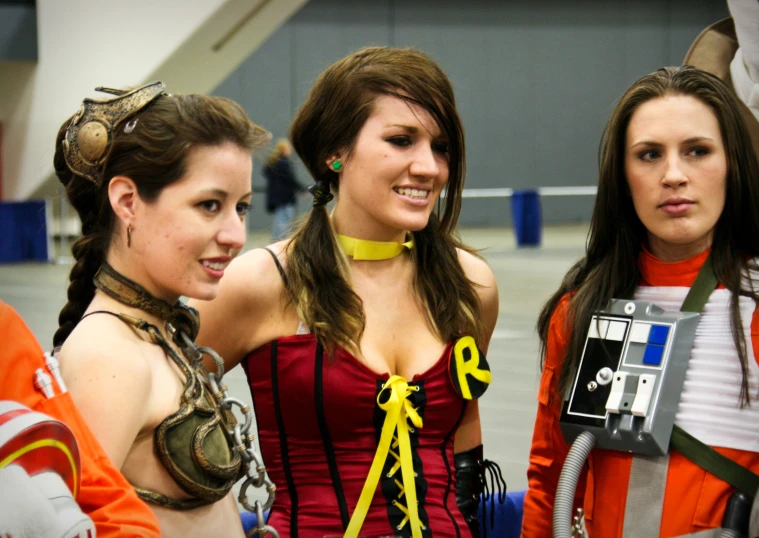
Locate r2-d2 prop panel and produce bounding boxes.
[560,299,699,457]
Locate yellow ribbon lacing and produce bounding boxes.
[345,375,426,538]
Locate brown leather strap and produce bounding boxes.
[93,261,199,342]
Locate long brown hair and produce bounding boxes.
[53,92,269,347]
[539,66,759,404]
[286,46,483,354]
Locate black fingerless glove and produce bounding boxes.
[454,444,484,537]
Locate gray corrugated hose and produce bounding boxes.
[553,431,597,538]
[551,431,746,538]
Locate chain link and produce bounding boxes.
[246,497,280,538]
[177,329,277,536]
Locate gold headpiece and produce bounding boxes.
[62,82,166,185]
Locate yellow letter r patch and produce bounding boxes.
[449,336,492,400]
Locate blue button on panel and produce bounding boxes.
[643,345,664,366]
[648,325,670,345]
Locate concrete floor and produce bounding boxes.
[0,224,588,502]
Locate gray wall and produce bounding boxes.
[0,1,37,61]
[213,0,729,230]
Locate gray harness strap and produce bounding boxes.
[623,466,728,538]
[676,530,723,538]
[622,453,670,537]
[750,489,759,538]
[621,255,721,538]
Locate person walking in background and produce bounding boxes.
[264,138,304,240]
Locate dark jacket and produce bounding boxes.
[264,157,303,213]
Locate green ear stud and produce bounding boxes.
[332,160,342,171]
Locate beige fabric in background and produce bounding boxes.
[685,11,759,538]
[684,18,759,158]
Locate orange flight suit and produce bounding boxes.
[0,301,161,537]
[521,250,759,537]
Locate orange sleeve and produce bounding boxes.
[0,302,162,538]
[524,299,759,538]
[521,296,587,538]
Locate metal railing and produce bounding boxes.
[48,185,599,262]
[458,186,598,198]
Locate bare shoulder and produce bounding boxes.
[457,248,497,291]
[206,240,290,310]
[58,314,153,390]
[57,314,154,466]
[457,248,499,351]
[191,240,292,367]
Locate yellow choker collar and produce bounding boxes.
[337,234,415,261]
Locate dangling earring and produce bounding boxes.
[331,160,342,172]
[127,224,132,249]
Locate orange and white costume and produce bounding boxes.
[521,249,759,537]
[0,301,161,537]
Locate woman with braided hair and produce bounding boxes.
[53,83,270,537]
[193,47,500,537]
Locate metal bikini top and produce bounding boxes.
[92,263,274,514]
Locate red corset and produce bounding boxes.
[243,334,472,538]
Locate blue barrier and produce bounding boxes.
[241,510,269,534]
[480,489,525,537]
[0,200,50,263]
[240,489,527,537]
[511,189,542,247]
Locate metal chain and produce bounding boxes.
[176,329,279,538]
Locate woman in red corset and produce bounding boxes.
[193,46,499,538]
[521,66,759,537]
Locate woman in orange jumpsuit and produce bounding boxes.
[521,66,759,537]
[0,300,161,537]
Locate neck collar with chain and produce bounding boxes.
[91,262,277,526]
[337,234,415,261]
[93,261,200,342]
